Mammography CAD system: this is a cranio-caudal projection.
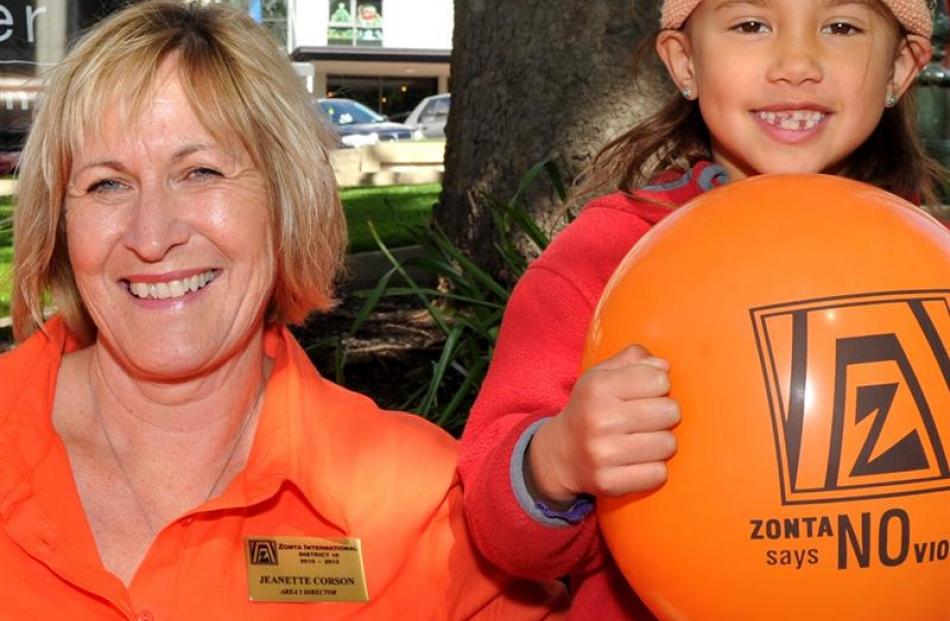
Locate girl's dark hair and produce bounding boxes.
[577,30,947,213]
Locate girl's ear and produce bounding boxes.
[890,34,932,100]
[656,30,695,95]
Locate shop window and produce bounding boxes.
[217,0,288,47]
[326,75,437,119]
[328,1,383,47]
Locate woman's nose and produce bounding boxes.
[766,30,824,86]
[121,182,190,262]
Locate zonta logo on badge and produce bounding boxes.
[248,539,279,565]
[751,290,949,505]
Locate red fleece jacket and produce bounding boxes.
[458,161,727,621]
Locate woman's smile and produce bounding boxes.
[124,268,221,302]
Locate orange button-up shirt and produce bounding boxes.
[0,318,565,620]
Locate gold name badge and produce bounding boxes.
[245,536,369,603]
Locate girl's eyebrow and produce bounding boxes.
[823,0,872,6]
[713,0,773,10]
[714,0,871,10]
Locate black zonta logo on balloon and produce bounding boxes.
[751,291,950,505]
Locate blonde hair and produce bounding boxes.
[13,0,346,344]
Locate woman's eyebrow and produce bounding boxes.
[171,143,216,163]
[73,159,130,176]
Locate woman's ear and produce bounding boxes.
[656,29,696,96]
[890,34,932,99]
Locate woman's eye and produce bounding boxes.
[87,179,127,193]
[823,21,863,35]
[732,20,771,34]
[186,167,222,181]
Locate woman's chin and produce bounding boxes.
[97,324,262,382]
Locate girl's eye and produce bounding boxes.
[732,20,771,34]
[823,21,863,35]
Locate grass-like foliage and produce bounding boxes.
[342,183,439,253]
[342,161,569,434]
[0,197,11,318]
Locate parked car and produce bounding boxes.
[405,93,450,139]
[317,98,419,147]
[0,151,20,176]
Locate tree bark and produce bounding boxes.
[438,0,668,265]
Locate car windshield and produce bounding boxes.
[319,99,385,126]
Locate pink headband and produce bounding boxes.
[660,0,934,38]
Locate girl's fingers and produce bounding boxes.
[591,344,663,371]
[591,430,678,469]
[591,461,670,497]
[585,362,671,401]
[587,397,680,436]
[623,398,680,433]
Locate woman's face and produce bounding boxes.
[65,58,276,379]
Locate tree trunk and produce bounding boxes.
[438,0,668,266]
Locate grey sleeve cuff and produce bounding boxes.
[510,418,594,527]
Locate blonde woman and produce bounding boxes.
[0,2,565,619]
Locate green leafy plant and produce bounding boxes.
[0,197,12,318]
[340,160,570,434]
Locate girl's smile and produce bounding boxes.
[752,106,830,144]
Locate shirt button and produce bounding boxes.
[137,610,155,621]
[183,517,194,526]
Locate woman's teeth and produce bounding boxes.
[757,110,825,131]
[128,270,216,300]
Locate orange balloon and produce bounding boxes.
[584,175,950,621]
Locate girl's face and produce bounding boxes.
[657,0,931,181]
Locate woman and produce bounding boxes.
[0,2,565,619]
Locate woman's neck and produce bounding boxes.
[87,327,269,449]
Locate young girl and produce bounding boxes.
[458,1,942,619]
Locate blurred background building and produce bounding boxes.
[0,1,126,156]
[0,0,453,165]
[288,0,452,120]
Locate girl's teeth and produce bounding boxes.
[128,270,216,300]
[757,110,824,131]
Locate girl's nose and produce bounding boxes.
[121,183,190,262]
[766,31,824,86]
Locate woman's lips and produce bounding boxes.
[124,269,219,301]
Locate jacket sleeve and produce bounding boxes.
[435,476,569,620]
[457,259,606,580]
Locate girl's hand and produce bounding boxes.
[526,345,680,506]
